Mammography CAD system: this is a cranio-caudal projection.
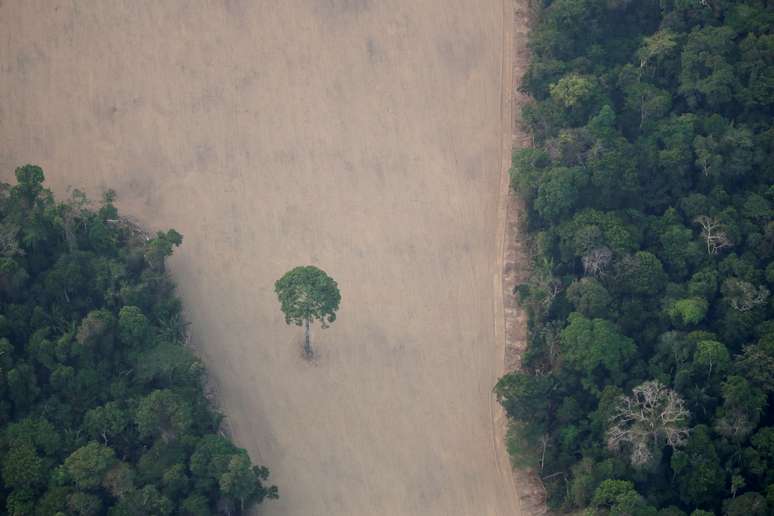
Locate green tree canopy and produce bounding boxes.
[135,389,193,443]
[497,0,774,511]
[0,170,275,513]
[560,313,636,393]
[670,426,725,507]
[64,442,117,490]
[275,265,341,357]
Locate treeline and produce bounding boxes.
[0,166,276,515]
[497,0,773,514]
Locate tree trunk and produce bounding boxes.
[539,434,548,472]
[304,318,312,357]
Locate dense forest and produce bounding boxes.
[0,166,276,515]
[496,0,773,514]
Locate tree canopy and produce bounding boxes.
[275,265,340,357]
[0,167,277,514]
[500,0,774,512]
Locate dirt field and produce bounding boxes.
[0,1,525,514]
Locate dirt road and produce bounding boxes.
[1,1,524,514]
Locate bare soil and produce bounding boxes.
[1,1,528,514]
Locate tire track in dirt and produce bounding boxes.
[493,0,549,513]
[490,0,518,509]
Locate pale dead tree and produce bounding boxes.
[535,272,562,309]
[575,225,604,255]
[722,278,770,312]
[106,217,151,243]
[607,380,690,468]
[694,215,733,255]
[0,223,23,258]
[523,257,563,311]
[582,246,612,276]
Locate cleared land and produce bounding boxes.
[1,1,523,514]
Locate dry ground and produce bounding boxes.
[1,1,525,514]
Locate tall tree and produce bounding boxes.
[274,266,341,357]
[560,313,636,393]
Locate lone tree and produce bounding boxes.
[274,266,341,357]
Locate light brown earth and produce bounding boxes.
[1,1,528,514]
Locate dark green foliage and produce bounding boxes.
[671,426,725,507]
[274,266,341,328]
[275,265,341,356]
[0,169,276,513]
[591,479,658,516]
[500,0,774,512]
[560,313,636,393]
